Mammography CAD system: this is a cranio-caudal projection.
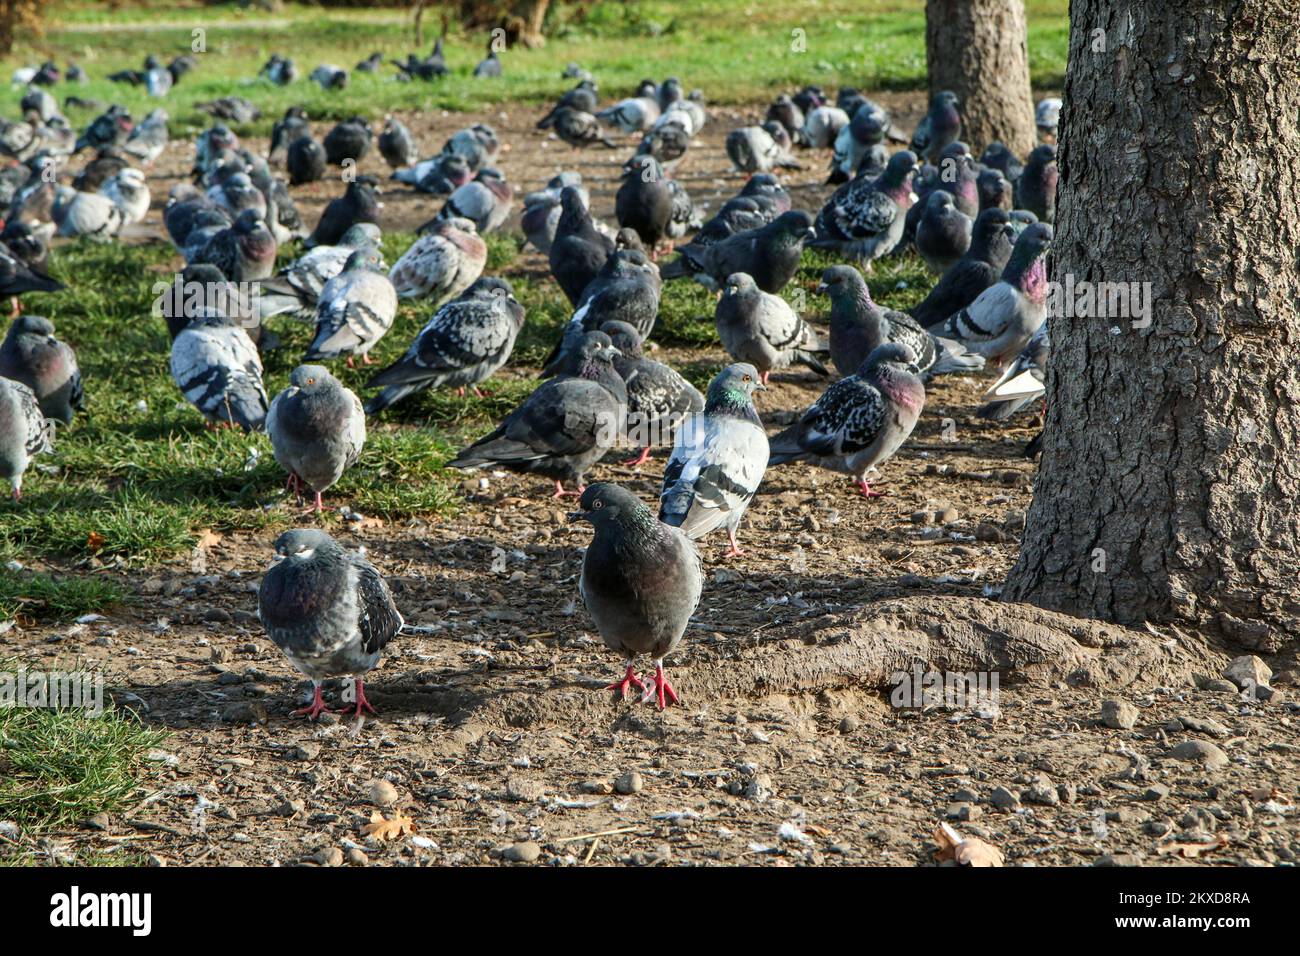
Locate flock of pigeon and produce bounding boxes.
[0,38,1059,718]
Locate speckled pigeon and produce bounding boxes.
[365,277,525,414]
[813,150,918,264]
[661,208,814,294]
[305,177,380,248]
[447,332,627,497]
[0,316,82,424]
[188,208,277,281]
[258,528,402,721]
[669,174,791,263]
[541,249,662,377]
[257,223,383,322]
[538,81,600,129]
[440,124,499,172]
[389,216,486,305]
[305,247,397,367]
[769,342,925,497]
[941,222,1052,367]
[267,364,366,512]
[551,107,619,150]
[658,363,768,556]
[909,208,1016,329]
[169,306,268,432]
[725,122,801,176]
[573,482,702,709]
[915,190,973,273]
[426,167,512,235]
[0,375,53,500]
[715,272,827,385]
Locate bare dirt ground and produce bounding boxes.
[6,98,1299,867]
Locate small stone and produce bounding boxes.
[936,506,959,524]
[1100,699,1139,730]
[1147,820,1172,837]
[82,812,111,831]
[274,798,304,817]
[910,510,933,525]
[1057,783,1077,805]
[506,776,545,802]
[1142,784,1171,801]
[1178,715,1229,737]
[1200,679,1237,693]
[989,786,1020,811]
[951,787,980,804]
[289,742,321,761]
[614,771,644,795]
[1095,853,1141,867]
[220,701,267,724]
[504,841,541,863]
[1255,684,1284,703]
[974,522,1008,543]
[345,847,369,866]
[313,847,344,867]
[946,802,981,821]
[368,780,399,807]
[1167,739,1229,770]
[838,716,859,734]
[1223,655,1272,691]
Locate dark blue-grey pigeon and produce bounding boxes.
[541,248,662,376]
[287,135,326,185]
[725,122,801,176]
[393,153,472,196]
[914,190,973,273]
[658,363,768,556]
[0,374,53,500]
[378,115,418,169]
[267,364,366,512]
[909,208,1016,329]
[768,343,925,498]
[615,155,696,251]
[0,315,82,425]
[323,117,371,165]
[549,186,616,306]
[187,207,277,281]
[572,483,703,710]
[909,91,961,163]
[520,172,586,254]
[715,272,827,384]
[979,142,1024,184]
[258,528,403,721]
[537,80,600,130]
[598,320,703,467]
[305,177,381,249]
[365,277,526,414]
[1015,144,1057,223]
[661,208,814,294]
[447,332,627,497]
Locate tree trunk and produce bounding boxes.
[924,0,1036,157]
[1004,0,1300,653]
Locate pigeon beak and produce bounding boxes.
[271,553,285,563]
[804,227,817,241]
[815,282,829,294]
[567,510,588,524]
[755,381,769,392]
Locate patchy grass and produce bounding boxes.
[0,570,128,623]
[0,669,167,831]
[5,1,1068,136]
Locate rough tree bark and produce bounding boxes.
[924,0,1036,157]
[1004,0,1300,652]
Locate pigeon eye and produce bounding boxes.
[593,500,604,509]
[742,374,752,382]
[306,378,315,384]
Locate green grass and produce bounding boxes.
[0,569,128,622]
[0,667,167,831]
[4,1,1068,136]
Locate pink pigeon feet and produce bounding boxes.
[311,491,324,513]
[552,481,585,498]
[622,447,651,468]
[643,662,681,710]
[724,528,745,557]
[855,478,886,498]
[292,683,330,721]
[606,663,647,701]
[759,370,771,387]
[334,679,378,719]
[10,486,20,502]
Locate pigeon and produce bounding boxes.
[662,209,814,294]
[100,167,151,224]
[551,106,619,150]
[260,54,297,86]
[166,54,198,86]
[818,265,983,379]
[597,89,661,134]
[306,177,381,248]
[977,167,1013,212]
[572,482,703,709]
[1015,144,1058,223]
[392,152,472,196]
[909,208,1016,329]
[658,363,768,556]
[537,80,600,129]
[829,101,889,184]
[267,365,366,512]
[909,141,979,225]
[978,324,1048,421]
[366,277,526,414]
[248,162,306,244]
[191,123,238,180]
[670,174,791,261]
[802,105,849,150]
[207,168,267,220]
[164,183,232,252]
[145,62,173,98]
[269,107,310,163]
[0,220,54,276]
[121,107,168,164]
[615,155,695,252]
[392,40,448,81]
[0,375,53,500]
[389,216,487,304]
[162,262,276,352]
[74,105,132,154]
[309,64,349,91]
[914,190,973,273]
[256,223,383,322]
[1036,98,1062,143]
[323,117,371,166]
[447,331,627,497]
[633,118,692,168]
[0,315,81,424]
[189,208,277,281]
[258,528,403,721]
[600,320,703,466]
[910,91,961,163]
[286,135,327,185]
[196,97,261,125]
[440,124,499,172]
[813,150,919,264]
[0,243,62,312]
[549,186,616,306]
[940,222,1052,367]
[355,52,383,73]
[725,122,802,176]
[305,247,398,367]
[520,172,586,254]
[979,141,1024,184]
[378,116,418,169]
[169,306,268,432]
[715,272,828,385]
[425,167,512,235]
[51,187,124,241]
[768,342,925,497]
[473,46,503,78]
[765,94,805,144]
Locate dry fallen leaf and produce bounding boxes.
[1155,836,1228,859]
[196,528,223,549]
[86,531,105,552]
[933,822,1004,867]
[361,811,416,842]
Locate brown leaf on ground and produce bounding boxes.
[196,528,224,549]
[361,811,416,841]
[86,531,105,552]
[933,822,1004,867]
[1155,836,1228,859]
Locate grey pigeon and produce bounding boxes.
[309,64,349,91]
[100,167,150,224]
[473,47,502,79]
[549,186,616,306]
[256,223,383,322]
[715,272,828,384]
[600,320,703,467]
[541,248,662,375]
[661,208,814,294]
[169,308,268,432]
[167,262,277,353]
[537,81,600,129]
[447,332,627,497]
[365,277,525,414]
[615,155,695,251]
[978,324,1048,421]
[440,124,499,172]
[52,187,123,241]
[258,528,402,721]
[573,483,703,709]
[597,92,661,134]
[669,174,791,263]
[802,105,848,149]
[658,363,768,556]
[74,105,132,154]
[378,115,418,169]
[765,94,805,143]
[305,247,398,367]
[1036,97,1062,143]
[389,216,486,304]
[551,107,618,150]
[392,153,472,196]
[909,91,961,163]
[267,364,366,512]
[188,208,277,281]
[260,55,297,87]
[1015,144,1058,223]
[520,172,586,254]
[268,107,309,163]
[829,99,890,184]
[323,117,371,166]
[914,190,973,273]
[355,52,382,73]
[196,97,261,125]
[0,315,82,424]
[812,149,918,264]
[768,342,925,498]
[0,243,62,311]
[306,177,381,248]
[725,122,801,175]
[634,118,692,168]
[979,141,1024,184]
[122,107,168,164]
[909,208,1015,329]
[286,135,327,185]
[941,222,1052,367]
[977,167,1013,212]
[818,265,983,379]
[0,375,52,500]
[424,167,512,235]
